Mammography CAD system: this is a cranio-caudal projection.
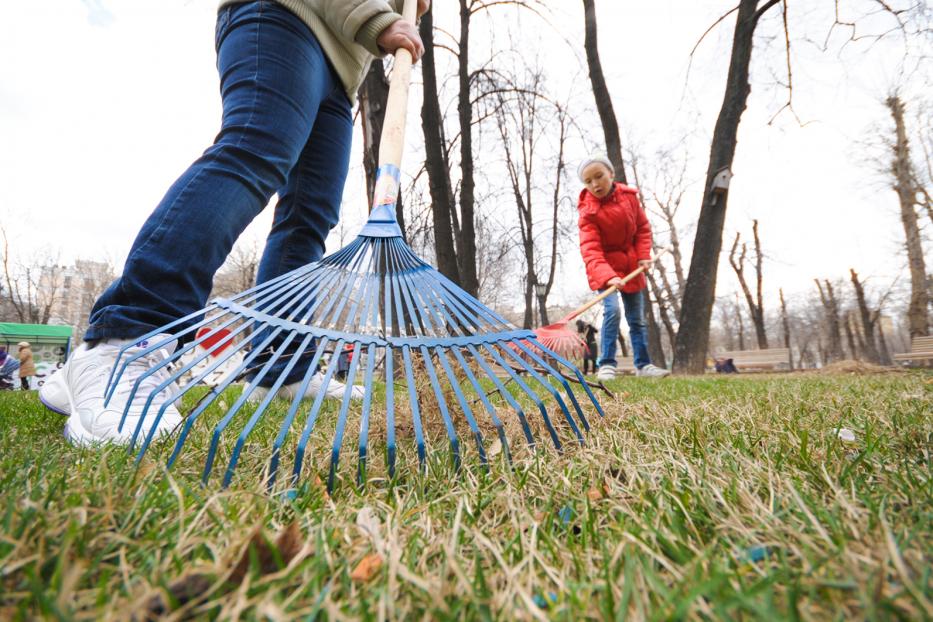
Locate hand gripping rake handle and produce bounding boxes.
[558,247,670,324]
[368,0,419,220]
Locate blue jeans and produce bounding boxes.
[86,2,352,382]
[598,289,651,370]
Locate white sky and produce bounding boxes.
[1,0,928,314]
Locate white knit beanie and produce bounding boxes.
[577,155,614,181]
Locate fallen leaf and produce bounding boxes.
[140,573,214,620]
[586,487,603,502]
[137,523,304,620]
[487,438,503,457]
[229,522,303,584]
[350,553,383,582]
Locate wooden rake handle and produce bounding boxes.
[369,0,419,213]
[559,247,670,324]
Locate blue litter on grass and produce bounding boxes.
[558,506,574,524]
[284,489,298,501]
[743,544,773,563]
[533,592,558,608]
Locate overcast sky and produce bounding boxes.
[1,1,928,314]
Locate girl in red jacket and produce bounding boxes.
[577,156,669,379]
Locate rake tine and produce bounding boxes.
[406,259,494,335]
[499,341,584,445]
[120,320,255,439]
[419,345,461,471]
[107,259,320,400]
[267,341,329,490]
[450,347,510,465]
[165,324,282,469]
[515,339,599,429]
[483,343,563,451]
[327,341,363,491]
[124,264,332,447]
[357,343,377,486]
[401,345,426,468]
[201,328,292,484]
[222,333,316,488]
[292,338,345,486]
[384,346,397,477]
[132,325,259,456]
[104,307,221,399]
[465,344,534,449]
[434,347,487,468]
[528,340,606,420]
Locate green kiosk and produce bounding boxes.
[0,323,73,389]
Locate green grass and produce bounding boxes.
[1,371,931,620]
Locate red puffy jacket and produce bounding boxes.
[577,182,652,293]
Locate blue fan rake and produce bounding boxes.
[101,0,604,490]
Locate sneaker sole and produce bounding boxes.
[39,393,70,417]
[38,372,71,417]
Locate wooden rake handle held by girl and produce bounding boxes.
[559,247,671,324]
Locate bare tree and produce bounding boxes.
[581,0,627,182]
[728,221,769,348]
[673,0,782,373]
[779,288,793,369]
[418,8,460,282]
[887,94,929,338]
[212,239,260,300]
[493,70,570,328]
[815,279,845,362]
[849,269,883,363]
[734,292,746,351]
[1,226,61,324]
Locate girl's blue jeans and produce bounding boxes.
[85,1,352,382]
[598,289,651,370]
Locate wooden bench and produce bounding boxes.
[893,336,933,364]
[716,348,791,372]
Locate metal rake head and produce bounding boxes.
[103,222,604,491]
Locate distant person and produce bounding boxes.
[17,342,35,390]
[715,357,738,373]
[576,155,669,379]
[40,0,430,446]
[575,319,599,375]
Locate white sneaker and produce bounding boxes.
[245,371,365,404]
[597,365,617,381]
[39,336,182,446]
[635,363,670,378]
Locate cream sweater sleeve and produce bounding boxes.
[318,0,402,56]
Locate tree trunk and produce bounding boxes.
[645,293,667,368]
[673,0,779,373]
[779,288,793,369]
[816,279,845,362]
[418,10,459,283]
[849,269,881,364]
[887,95,929,338]
[876,315,893,365]
[729,224,769,349]
[736,300,745,351]
[582,0,627,183]
[455,0,480,296]
[843,313,859,360]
